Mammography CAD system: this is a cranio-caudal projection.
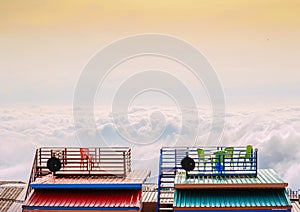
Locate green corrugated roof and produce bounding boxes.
[174,188,291,208]
[175,169,285,187]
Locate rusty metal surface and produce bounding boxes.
[31,170,150,186]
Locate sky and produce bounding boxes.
[0,0,299,105]
[0,1,300,188]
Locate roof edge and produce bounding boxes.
[22,206,140,210]
[174,183,288,189]
[173,206,292,210]
[30,183,142,189]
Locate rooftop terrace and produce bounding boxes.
[161,146,258,177]
[26,147,133,199]
[157,146,258,211]
[32,147,132,177]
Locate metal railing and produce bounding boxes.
[157,148,175,212]
[161,146,258,177]
[25,147,132,200]
[25,149,38,200]
[288,189,300,201]
[35,147,131,177]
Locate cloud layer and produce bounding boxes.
[0,105,299,189]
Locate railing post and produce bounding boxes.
[254,148,258,176]
[128,149,131,173]
[64,148,67,166]
[39,148,42,168]
[185,147,189,157]
[156,148,163,212]
[175,148,177,170]
[98,148,101,165]
[25,149,38,200]
[123,151,126,177]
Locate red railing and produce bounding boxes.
[36,147,131,176]
[25,147,131,199]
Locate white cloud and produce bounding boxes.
[0,105,299,189]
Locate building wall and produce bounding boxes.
[142,202,156,212]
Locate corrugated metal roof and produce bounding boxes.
[142,191,158,203]
[292,202,300,212]
[31,170,150,189]
[0,181,26,212]
[142,190,175,204]
[173,188,291,209]
[23,189,141,210]
[175,169,287,188]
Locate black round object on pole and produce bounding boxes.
[181,156,195,171]
[47,157,62,173]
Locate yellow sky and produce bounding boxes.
[0,0,299,104]
[1,0,299,32]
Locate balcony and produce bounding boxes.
[30,147,131,179]
[160,146,258,177]
[25,147,141,200]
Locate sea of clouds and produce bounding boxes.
[0,105,299,189]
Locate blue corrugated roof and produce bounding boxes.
[174,188,291,209]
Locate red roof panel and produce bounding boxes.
[23,189,141,210]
